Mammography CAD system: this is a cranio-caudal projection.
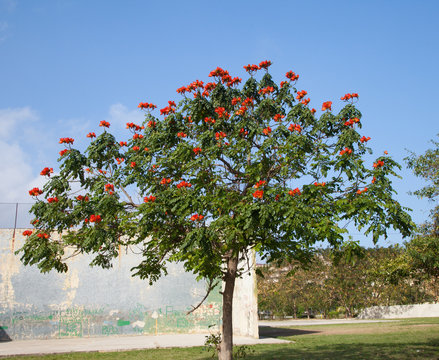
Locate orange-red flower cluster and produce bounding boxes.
[59,149,69,156]
[235,106,248,116]
[76,195,89,201]
[225,77,242,87]
[144,195,156,202]
[322,101,332,111]
[133,133,143,140]
[29,187,43,196]
[259,86,275,95]
[204,82,217,92]
[240,128,249,136]
[37,233,50,239]
[254,180,266,188]
[263,127,272,135]
[104,183,114,192]
[204,117,216,124]
[215,131,227,140]
[147,120,156,128]
[289,188,301,196]
[160,101,177,116]
[357,187,368,195]
[344,117,360,127]
[339,147,353,156]
[273,114,285,122]
[160,178,172,185]
[87,132,96,138]
[47,197,59,203]
[244,64,260,73]
[132,146,140,151]
[340,93,359,101]
[40,167,53,177]
[372,176,377,184]
[190,213,204,221]
[130,162,136,168]
[126,122,143,131]
[253,190,264,199]
[259,60,272,69]
[88,214,102,223]
[242,97,254,107]
[285,71,299,81]
[231,97,241,106]
[360,136,371,143]
[193,147,202,155]
[177,132,187,138]
[215,107,229,119]
[373,160,384,168]
[138,102,157,110]
[23,230,32,236]
[176,180,192,189]
[98,169,106,174]
[288,123,302,133]
[301,98,310,106]
[116,157,124,165]
[314,182,326,187]
[119,141,127,147]
[99,120,110,128]
[280,81,288,88]
[59,137,74,144]
[296,90,307,100]
[311,108,316,114]
[209,67,229,78]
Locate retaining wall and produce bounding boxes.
[0,229,258,340]
[358,303,439,319]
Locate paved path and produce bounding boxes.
[0,333,289,357]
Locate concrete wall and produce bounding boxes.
[358,303,439,319]
[0,229,258,340]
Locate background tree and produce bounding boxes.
[19,61,413,360]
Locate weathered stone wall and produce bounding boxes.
[358,303,439,319]
[0,229,258,340]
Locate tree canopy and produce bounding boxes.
[19,61,413,360]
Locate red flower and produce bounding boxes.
[23,230,32,236]
[288,123,302,133]
[76,195,89,201]
[253,190,264,199]
[301,98,310,106]
[235,106,248,116]
[89,214,102,223]
[360,136,371,143]
[314,182,326,187]
[47,197,59,203]
[87,132,96,138]
[215,131,227,140]
[99,120,110,128]
[243,64,260,73]
[242,98,254,107]
[259,86,275,95]
[144,195,156,202]
[144,147,149,152]
[116,157,124,164]
[105,184,114,192]
[339,147,353,156]
[240,128,249,137]
[273,114,285,122]
[322,101,332,111]
[59,137,74,144]
[40,167,53,177]
[259,60,272,69]
[373,160,384,168]
[357,187,368,195]
[311,108,316,114]
[138,102,157,110]
[372,176,376,184]
[296,90,307,100]
[133,133,144,140]
[147,120,156,128]
[160,178,172,185]
[209,67,229,78]
[340,93,359,101]
[254,180,266,188]
[231,97,241,106]
[37,233,50,239]
[177,86,189,94]
[59,149,69,156]
[119,141,128,147]
[280,81,288,88]
[226,77,242,87]
[288,188,301,196]
[132,146,140,151]
[204,117,216,124]
[130,162,136,168]
[215,107,229,119]
[190,213,204,221]
[205,82,217,92]
[193,147,202,155]
[344,117,360,127]
[285,71,299,81]
[177,132,187,138]
[29,187,43,197]
[263,127,272,135]
[176,181,192,189]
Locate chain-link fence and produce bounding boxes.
[0,203,35,229]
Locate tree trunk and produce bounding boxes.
[218,256,238,360]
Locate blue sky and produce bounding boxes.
[0,0,438,247]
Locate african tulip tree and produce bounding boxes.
[19,61,413,360]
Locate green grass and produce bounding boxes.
[3,318,439,359]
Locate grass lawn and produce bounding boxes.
[3,318,439,359]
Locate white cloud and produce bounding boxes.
[0,107,38,139]
[107,103,144,127]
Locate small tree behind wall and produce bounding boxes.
[19,61,413,360]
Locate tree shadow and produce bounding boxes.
[0,327,12,342]
[259,326,320,338]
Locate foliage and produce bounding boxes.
[18,61,414,359]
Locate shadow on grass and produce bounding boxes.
[245,339,439,360]
[259,326,320,338]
